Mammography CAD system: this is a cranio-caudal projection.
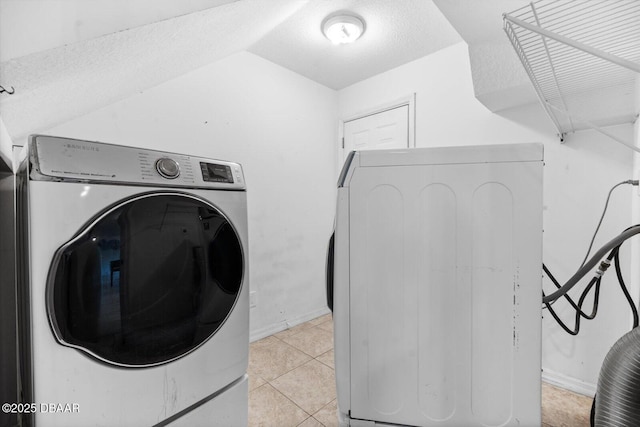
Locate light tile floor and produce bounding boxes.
[248,313,593,427]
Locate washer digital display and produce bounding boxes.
[200,162,234,183]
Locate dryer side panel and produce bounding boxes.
[347,153,542,426]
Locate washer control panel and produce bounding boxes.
[30,135,246,190]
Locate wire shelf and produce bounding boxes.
[504,0,640,150]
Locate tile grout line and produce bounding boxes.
[266,358,324,388]
[314,350,334,370]
[248,334,315,382]
[273,325,333,360]
[252,381,312,424]
[295,415,328,427]
[308,398,338,427]
[268,361,336,423]
[249,316,335,427]
[252,347,313,383]
[261,354,336,423]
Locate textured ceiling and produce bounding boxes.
[0,0,308,142]
[0,0,239,62]
[0,0,537,144]
[248,0,462,90]
[434,0,536,111]
[434,0,528,44]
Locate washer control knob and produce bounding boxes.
[155,157,180,179]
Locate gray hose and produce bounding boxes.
[544,226,640,304]
[594,326,640,426]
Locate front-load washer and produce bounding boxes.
[14,135,249,426]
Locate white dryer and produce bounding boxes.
[327,143,544,427]
[15,135,249,426]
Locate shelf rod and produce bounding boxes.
[546,102,640,154]
[504,21,564,137]
[530,2,574,133]
[503,13,640,73]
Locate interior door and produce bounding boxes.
[343,105,409,157]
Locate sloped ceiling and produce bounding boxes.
[0,0,308,143]
[433,0,536,112]
[0,0,241,63]
[0,0,539,146]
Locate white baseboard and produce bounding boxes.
[249,307,331,343]
[542,368,596,397]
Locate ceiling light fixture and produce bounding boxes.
[322,13,365,45]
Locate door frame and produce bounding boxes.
[338,93,416,168]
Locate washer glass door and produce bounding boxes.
[48,193,244,367]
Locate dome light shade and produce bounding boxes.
[322,14,365,45]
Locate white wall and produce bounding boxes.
[31,39,636,394]
[339,42,636,394]
[45,51,338,340]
